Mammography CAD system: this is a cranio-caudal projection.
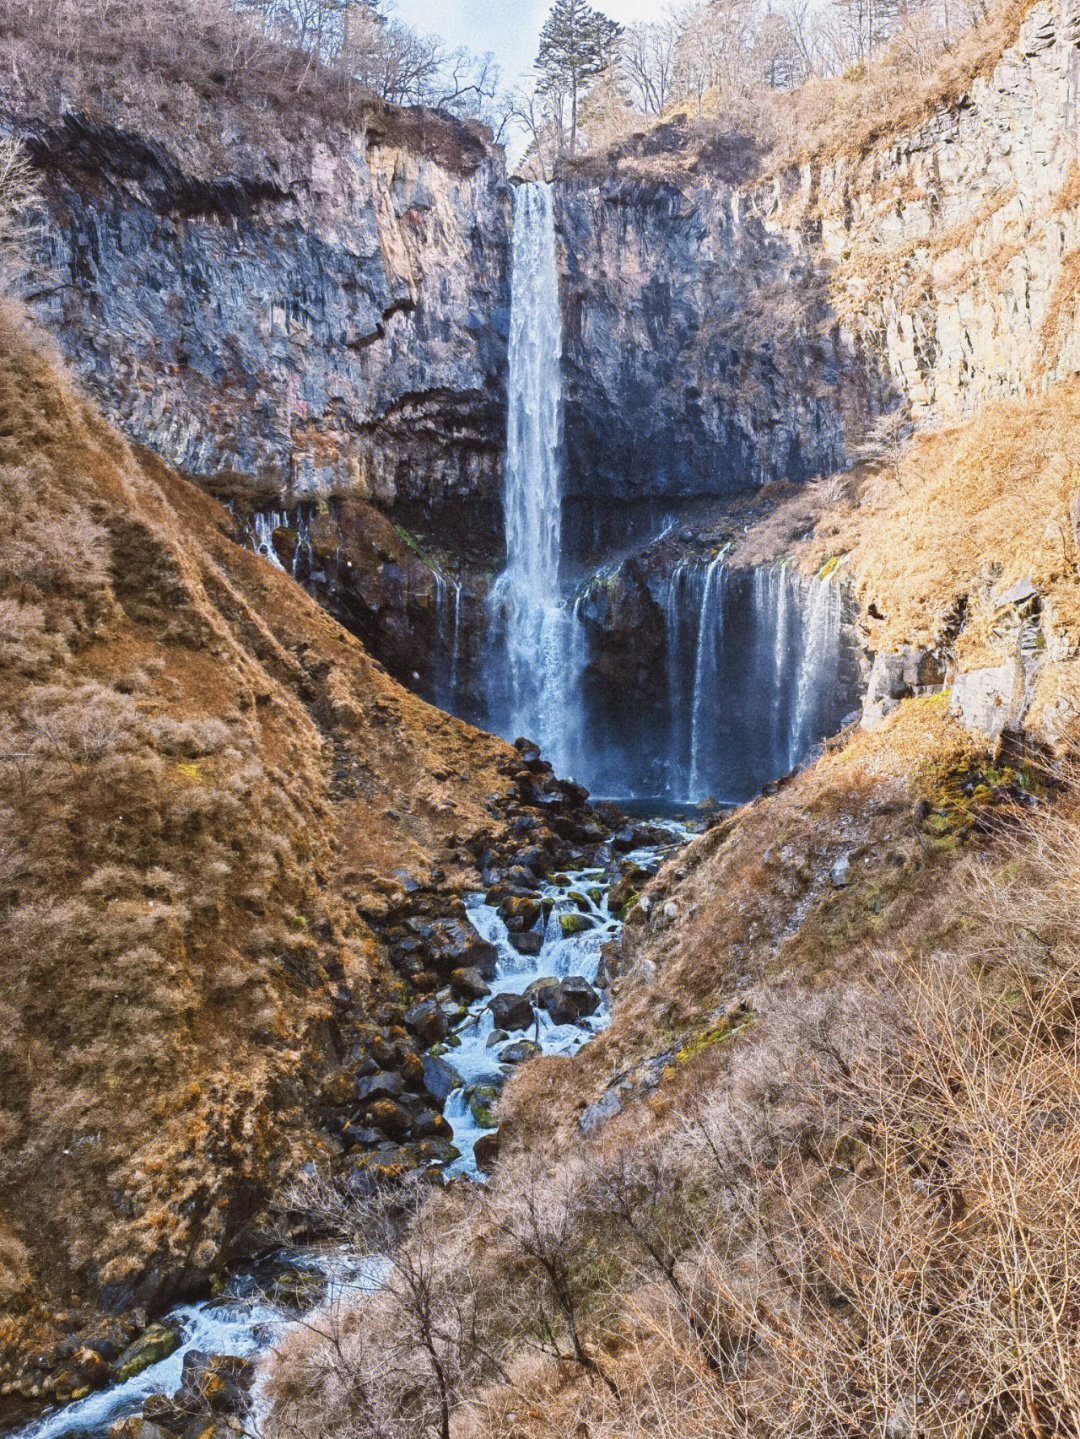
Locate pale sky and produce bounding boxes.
[392,0,668,93]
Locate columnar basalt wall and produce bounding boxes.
[552,176,872,563]
[18,109,512,559]
[757,0,1080,422]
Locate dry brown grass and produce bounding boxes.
[263,746,1080,1439]
[0,304,515,1369]
[0,0,491,182]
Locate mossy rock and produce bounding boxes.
[466,1083,501,1130]
[560,912,595,936]
[113,1325,181,1382]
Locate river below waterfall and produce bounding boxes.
[12,820,690,1439]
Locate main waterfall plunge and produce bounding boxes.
[478,182,857,805]
[244,184,858,805]
[485,184,586,777]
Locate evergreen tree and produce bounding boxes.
[535,0,622,157]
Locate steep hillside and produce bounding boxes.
[0,305,534,1405]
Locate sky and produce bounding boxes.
[392,0,667,94]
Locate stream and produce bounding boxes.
[13,821,689,1439]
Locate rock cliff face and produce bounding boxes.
[758,0,1080,421]
[21,108,511,559]
[553,177,867,562]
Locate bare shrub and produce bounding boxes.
[0,135,41,288]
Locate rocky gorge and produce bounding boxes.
[5,0,1080,1433]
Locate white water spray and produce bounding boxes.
[489,183,584,775]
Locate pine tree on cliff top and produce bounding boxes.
[536,0,622,157]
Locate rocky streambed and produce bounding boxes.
[9,758,691,1439]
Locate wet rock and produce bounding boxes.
[404,1000,448,1046]
[499,1039,541,1065]
[399,1052,425,1090]
[473,1130,501,1170]
[579,1089,622,1133]
[486,1028,509,1047]
[608,865,651,914]
[544,977,601,1026]
[406,916,498,978]
[270,1268,327,1311]
[508,930,543,956]
[524,976,562,1004]
[113,1325,181,1383]
[465,1082,502,1128]
[488,992,533,1031]
[354,1071,403,1104]
[498,895,541,931]
[449,966,491,999]
[177,1351,254,1415]
[560,913,595,936]
[364,1099,413,1139]
[421,1054,462,1104]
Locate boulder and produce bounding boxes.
[407,916,498,978]
[449,967,491,1000]
[544,977,601,1026]
[498,895,541,931]
[178,1352,255,1415]
[473,1131,501,1171]
[560,912,595,936]
[524,976,562,1005]
[488,992,533,1032]
[508,931,543,956]
[485,1028,509,1047]
[421,1054,462,1104]
[364,1099,413,1139]
[499,1040,541,1065]
[404,1000,448,1046]
[113,1325,181,1383]
[465,1082,502,1128]
[413,1109,454,1140]
[354,1071,403,1104]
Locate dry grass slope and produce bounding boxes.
[0,307,512,1364]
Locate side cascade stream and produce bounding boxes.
[663,557,852,803]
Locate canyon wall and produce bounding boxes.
[553,175,866,562]
[18,106,512,559]
[759,0,1080,421]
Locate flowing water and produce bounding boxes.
[438,828,684,1178]
[13,829,685,1439]
[666,558,850,803]
[487,183,586,777]
[14,1252,386,1439]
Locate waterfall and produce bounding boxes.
[252,509,289,571]
[659,559,849,804]
[435,573,463,711]
[688,553,727,799]
[489,183,585,776]
[789,569,844,769]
